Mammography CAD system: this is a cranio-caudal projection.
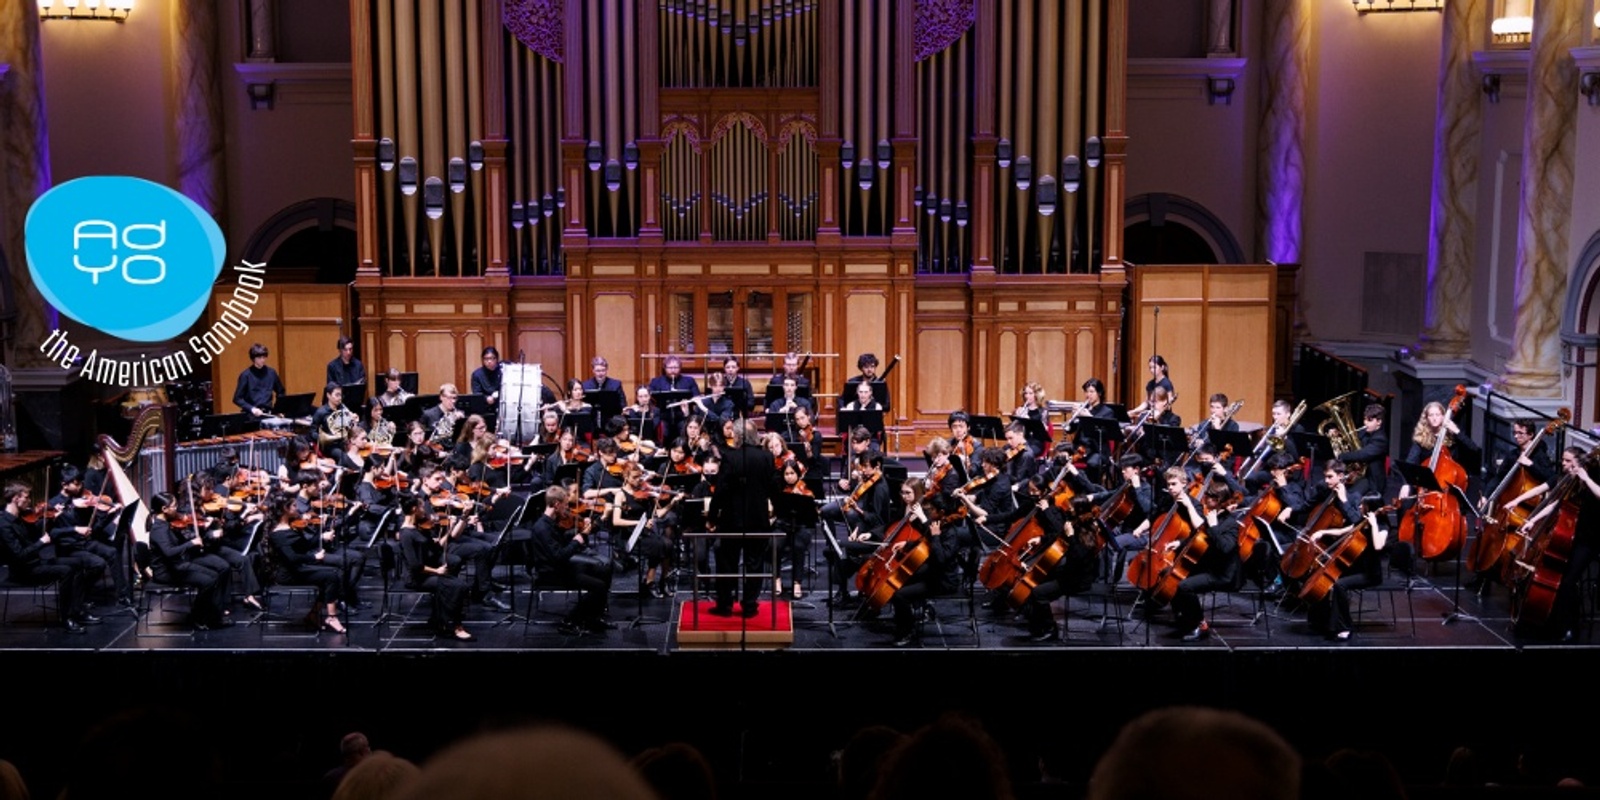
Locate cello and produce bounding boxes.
[1280,477,1359,581]
[1470,411,1567,574]
[1509,446,1599,627]
[979,461,1076,595]
[1401,385,1469,562]
[1125,472,1198,593]
[1145,492,1214,606]
[1296,504,1398,603]
[855,504,933,611]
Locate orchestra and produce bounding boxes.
[32,347,1589,650]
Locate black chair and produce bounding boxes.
[132,542,199,639]
[0,564,63,628]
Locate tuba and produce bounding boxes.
[1314,391,1364,479]
[319,408,358,450]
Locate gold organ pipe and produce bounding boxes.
[420,0,446,275]
[376,0,397,274]
[445,0,467,274]
[395,0,419,276]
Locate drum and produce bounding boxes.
[261,416,293,432]
[495,363,544,442]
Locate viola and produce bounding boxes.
[925,461,953,499]
[841,468,883,513]
[289,514,326,530]
[169,512,214,531]
[200,495,246,515]
[605,462,627,477]
[784,480,814,498]
[72,493,119,513]
[374,471,411,491]
[430,491,473,511]
[670,459,702,475]
[19,502,62,525]
[311,496,349,511]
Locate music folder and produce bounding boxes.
[763,382,813,407]
[1067,415,1122,453]
[765,410,799,440]
[1289,431,1336,466]
[558,407,598,440]
[774,490,821,525]
[1102,403,1132,424]
[651,390,692,415]
[1137,424,1189,461]
[1391,460,1443,494]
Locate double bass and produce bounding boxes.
[1470,411,1567,574]
[1508,446,1600,627]
[1401,385,1469,562]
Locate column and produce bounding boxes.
[170,0,229,221]
[0,4,53,367]
[1502,2,1583,395]
[1255,0,1308,266]
[1418,0,1487,360]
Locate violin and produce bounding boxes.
[569,446,593,463]
[488,443,529,469]
[72,493,119,513]
[169,512,214,531]
[374,471,411,491]
[200,495,246,515]
[19,502,62,525]
[311,495,349,512]
[289,513,327,530]
[671,459,702,475]
[784,480,814,498]
[429,491,473,512]
[841,468,883,512]
[605,462,627,477]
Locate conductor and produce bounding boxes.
[709,419,778,618]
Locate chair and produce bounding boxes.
[0,564,63,628]
[1350,582,1416,637]
[251,522,324,640]
[133,543,199,639]
[522,567,583,630]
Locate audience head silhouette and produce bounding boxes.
[392,725,658,800]
[1086,706,1300,800]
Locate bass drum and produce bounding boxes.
[495,362,544,443]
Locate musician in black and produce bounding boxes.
[1393,399,1479,585]
[146,492,234,630]
[1127,354,1176,418]
[822,452,891,604]
[264,494,347,633]
[398,496,474,641]
[1241,450,1310,597]
[528,485,615,635]
[0,482,97,633]
[774,459,817,600]
[768,351,811,395]
[50,465,130,607]
[841,353,890,413]
[233,342,285,417]
[709,420,780,617]
[1504,448,1593,640]
[1337,403,1391,500]
[880,480,960,647]
[1020,490,1103,643]
[1133,388,1183,465]
[1102,453,1156,555]
[581,355,624,395]
[625,386,664,446]
[378,367,413,407]
[1485,418,1555,507]
[1002,422,1038,488]
[721,356,756,417]
[471,346,504,410]
[1065,378,1118,483]
[766,375,813,418]
[1168,481,1242,642]
[1299,463,1379,640]
[421,384,465,445]
[648,355,700,441]
[787,406,827,479]
[690,372,737,426]
[326,335,366,393]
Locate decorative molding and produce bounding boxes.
[915,0,975,62]
[504,0,563,63]
[1127,57,1248,80]
[232,62,351,108]
[1471,48,1531,76]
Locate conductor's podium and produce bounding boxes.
[675,598,794,651]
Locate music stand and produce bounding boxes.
[457,393,492,418]
[1138,424,1189,466]
[1390,460,1479,625]
[773,490,822,611]
[1289,431,1335,472]
[1070,416,1122,460]
[399,371,419,395]
[340,382,369,410]
[968,414,1006,443]
[1011,415,1051,446]
[763,383,812,408]
[273,393,315,420]
[389,396,424,428]
[559,408,598,442]
[840,380,891,413]
[588,389,624,424]
[1206,428,1258,473]
[727,386,752,418]
[201,412,258,438]
[765,410,799,441]
[552,461,585,489]
[521,443,558,487]
[838,410,885,442]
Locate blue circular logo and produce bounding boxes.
[25,176,227,342]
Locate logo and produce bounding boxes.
[25,176,227,342]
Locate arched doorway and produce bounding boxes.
[1561,228,1600,428]
[1123,193,1245,265]
[241,198,358,284]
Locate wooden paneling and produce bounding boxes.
[593,292,639,391]
[206,284,348,413]
[1128,265,1277,428]
[915,327,968,416]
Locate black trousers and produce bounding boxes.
[563,554,614,621]
[714,533,770,608]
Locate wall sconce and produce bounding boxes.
[604,159,623,192]
[585,142,603,171]
[1208,77,1235,106]
[1351,0,1443,12]
[955,201,969,227]
[939,199,953,223]
[38,0,132,22]
[1491,0,1533,47]
[1061,155,1082,194]
[511,201,526,229]
[1085,136,1102,168]
[398,157,419,196]
[542,193,556,217]
[1014,156,1032,191]
[377,138,396,172]
[1036,176,1058,216]
[841,141,855,170]
[423,177,445,220]
[623,142,640,170]
[246,82,275,111]
[468,141,484,171]
[997,138,1012,169]
[924,191,938,216]
[447,157,467,193]
[876,139,891,169]
[913,186,924,208]
[1583,72,1600,107]
[856,161,874,190]
[1483,73,1502,104]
